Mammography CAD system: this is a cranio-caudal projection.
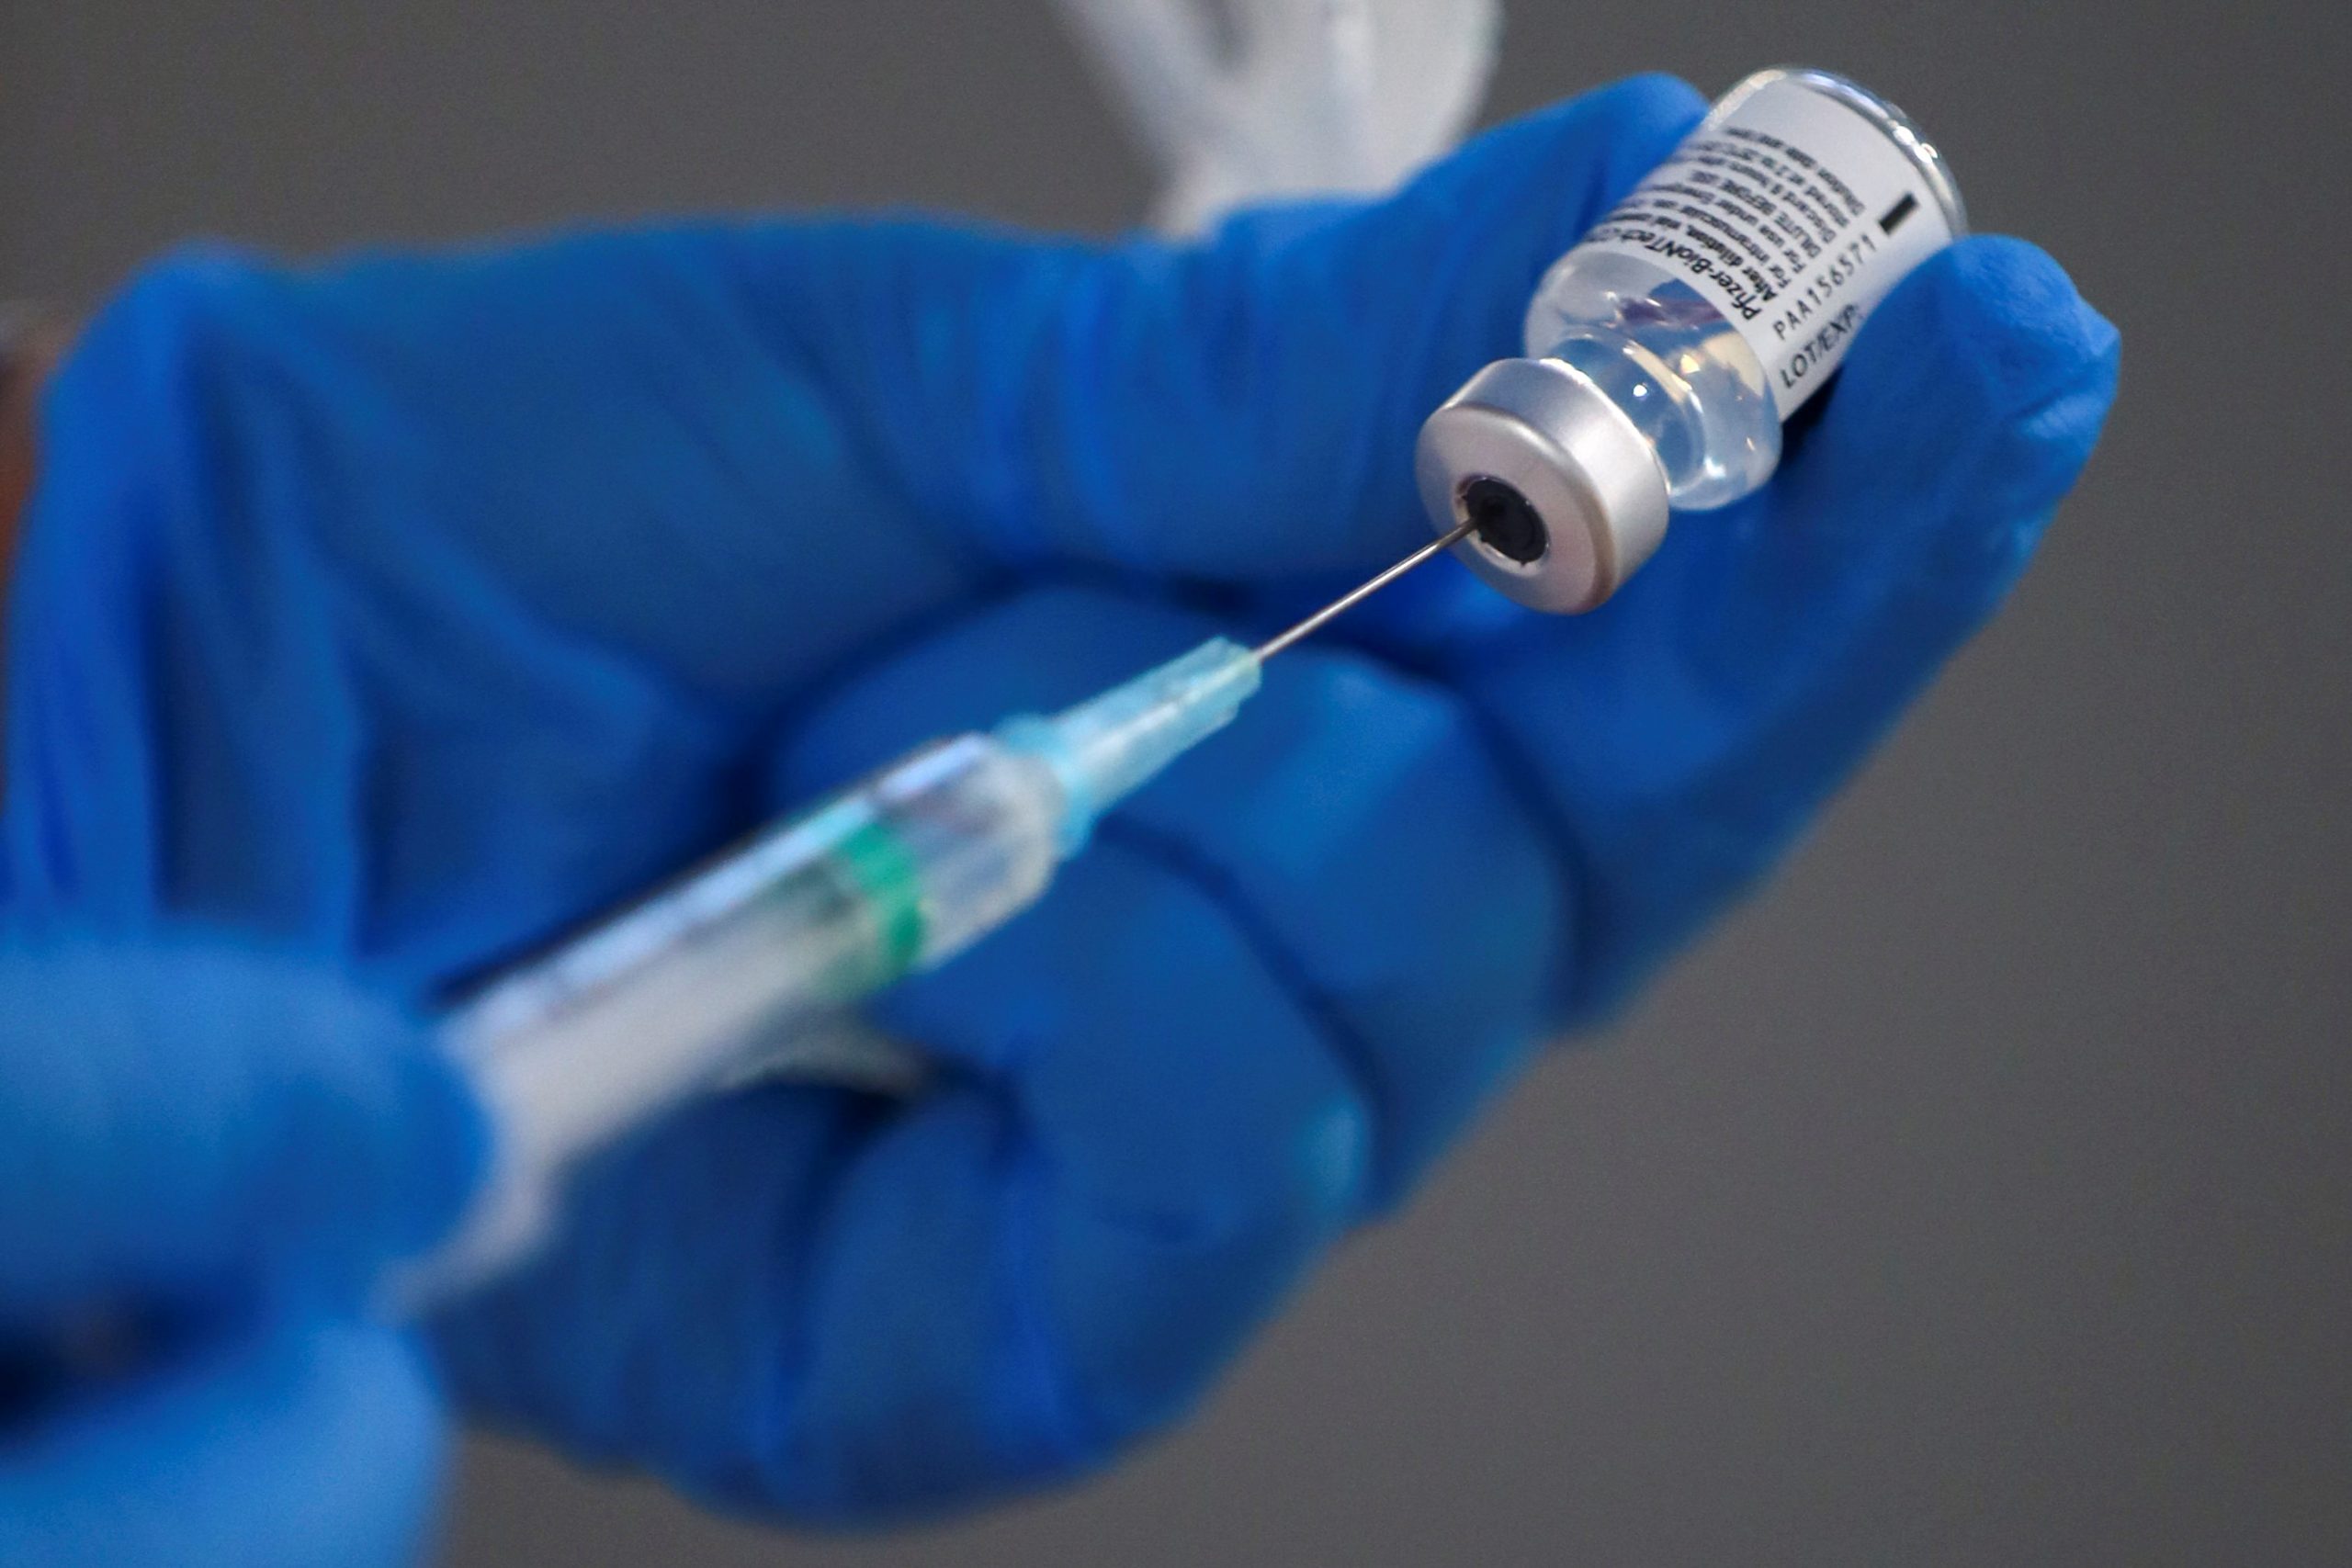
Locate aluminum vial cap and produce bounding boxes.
[1414,356,1671,615]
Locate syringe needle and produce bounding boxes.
[1254,519,1477,661]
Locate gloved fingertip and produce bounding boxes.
[1837,237,2121,460]
[1772,236,2119,600]
[190,946,492,1269]
[1456,72,1707,174]
[0,944,491,1311]
[1396,73,1707,282]
[1554,72,1713,184]
[377,1018,495,1264]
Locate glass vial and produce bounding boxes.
[1418,67,1966,613]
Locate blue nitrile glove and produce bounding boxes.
[0,941,483,1567]
[0,74,2119,1525]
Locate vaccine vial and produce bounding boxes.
[1418,67,1967,612]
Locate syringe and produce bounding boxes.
[400,520,1476,1309]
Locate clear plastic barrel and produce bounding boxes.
[1524,246,1779,510]
[403,735,1065,1304]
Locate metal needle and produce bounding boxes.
[1253,518,1476,661]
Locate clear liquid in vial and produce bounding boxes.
[1521,249,1779,513]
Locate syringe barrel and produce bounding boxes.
[411,733,1068,1305]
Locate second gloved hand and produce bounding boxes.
[0,76,2119,1522]
[0,942,481,1568]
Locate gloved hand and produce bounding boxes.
[0,74,2119,1524]
[0,941,482,1567]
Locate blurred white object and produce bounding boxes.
[1054,0,1501,232]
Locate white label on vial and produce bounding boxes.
[1577,77,1955,416]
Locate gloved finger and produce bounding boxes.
[0,942,484,1325]
[1419,236,2121,1021]
[726,74,1705,580]
[0,1319,449,1568]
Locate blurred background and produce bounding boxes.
[5,2,2346,1562]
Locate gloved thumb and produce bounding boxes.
[0,939,486,1325]
[724,74,1707,580]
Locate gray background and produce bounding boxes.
[6,2,2347,1563]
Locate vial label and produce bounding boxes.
[1577,76,1956,416]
